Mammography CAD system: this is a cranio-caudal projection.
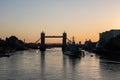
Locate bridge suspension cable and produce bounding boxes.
[35,38,40,43]
[67,38,72,43]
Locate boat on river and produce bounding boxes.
[63,37,81,58]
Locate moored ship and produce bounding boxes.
[63,37,81,58]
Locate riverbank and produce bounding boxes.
[92,49,120,61]
[0,36,39,57]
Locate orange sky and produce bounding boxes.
[0,0,120,43]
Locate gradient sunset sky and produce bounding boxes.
[0,0,120,43]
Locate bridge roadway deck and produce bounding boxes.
[45,36,63,38]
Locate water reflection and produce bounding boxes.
[0,49,120,80]
[40,51,46,80]
[99,59,120,80]
[68,56,81,68]
[62,55,81,80]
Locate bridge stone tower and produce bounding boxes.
[40,32,46,51]
[62,32,67,51]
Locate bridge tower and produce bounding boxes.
[40,31,46,51]
[62,32,67,51]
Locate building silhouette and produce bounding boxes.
[96,29,120,48]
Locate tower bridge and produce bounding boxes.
[40,32,67,51]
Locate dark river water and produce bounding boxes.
[0,48,120,80]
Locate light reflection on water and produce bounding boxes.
[0,48,120,80]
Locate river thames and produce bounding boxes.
[0,48,120,80]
